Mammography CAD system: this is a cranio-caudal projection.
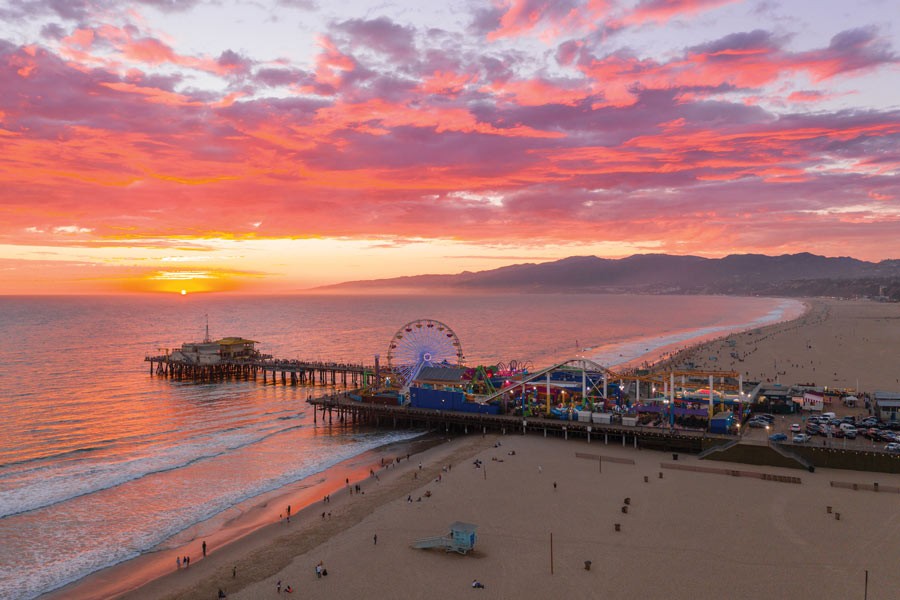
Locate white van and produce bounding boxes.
[822,412,836,420]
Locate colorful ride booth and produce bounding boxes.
[473,358,618,422]
[678,388,747,433]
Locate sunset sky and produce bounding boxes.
[1,0,897,294]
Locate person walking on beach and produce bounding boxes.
[233,565,237,578]
[373,533,378,545]
[202,540,207,557]
[277,580,281,593]
[176,556,181,570]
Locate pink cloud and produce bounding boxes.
[566,27,897,106]
[1,5,899,274]
[619,0,739,26]
[419,71,479,97]
[485,0,608,41]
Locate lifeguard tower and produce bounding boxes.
[412,522,478,555]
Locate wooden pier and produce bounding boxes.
[145,355,377,387]
[307,394,731,454]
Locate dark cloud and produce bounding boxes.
[0,0,201,22]
[40,22,66,40]
[468,5,505,37]
[277,0,317,9]
[253,67,312,87]
[217,49,254,76]
[687,29,781,56]
[813,26,897,76]
[333,16,416,61]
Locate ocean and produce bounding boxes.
[0,293,803,599]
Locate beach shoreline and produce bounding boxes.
[39,432,449,600]
[37,296,900,600]
[659,298,900,393]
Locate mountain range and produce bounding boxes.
[321,253,900,300]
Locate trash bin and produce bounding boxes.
[584,560,592,571]
[672,453,679,461]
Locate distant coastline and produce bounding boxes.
[315,252,900,301]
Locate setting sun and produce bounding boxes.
[180,290,186,295]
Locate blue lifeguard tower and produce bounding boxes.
[412,522,478,555]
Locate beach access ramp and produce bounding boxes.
[412,522,478,555]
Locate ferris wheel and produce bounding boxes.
[386,319,465,390]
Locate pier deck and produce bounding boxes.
[307,394,730,454]
[145,355,376,387]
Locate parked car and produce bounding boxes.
[864,428,882,440]
[844,429,857,439]
[792,433,811,443]
[884,443,900,453]
[790,424,801,433]
[769,433,788,442]
[875,430,896,442]
[748,419,768,428]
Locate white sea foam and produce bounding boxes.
[0,426,425,600]
[591,298,805,368]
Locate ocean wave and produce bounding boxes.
[0,420,309,519]
[7,429,426,600]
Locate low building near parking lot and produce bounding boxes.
[874,392,900,423]
[750,383,795,413]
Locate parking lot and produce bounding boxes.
[739,405,900,453]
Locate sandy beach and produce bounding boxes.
[663,298,900,394]
[157,432,900,600]
[47,297,900,600]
